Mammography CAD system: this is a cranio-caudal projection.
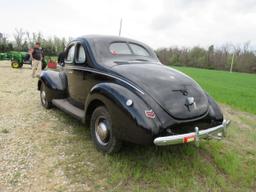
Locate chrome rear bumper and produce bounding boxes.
[154,119,231,146]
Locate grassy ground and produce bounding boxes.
[0,61,255,191]
[173,66,256,115]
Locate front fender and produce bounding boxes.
[85,83,161,144]
[38,71,67,90]
[38,70,68,100]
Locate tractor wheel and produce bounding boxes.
[11,61,21,69]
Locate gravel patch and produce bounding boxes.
[0,62,72,191]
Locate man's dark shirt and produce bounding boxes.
[32,47,43,60]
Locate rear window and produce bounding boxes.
[109,42,150,56]
[129,43,150,56]
[109,42,132,55]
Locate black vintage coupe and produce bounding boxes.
[38,35,230,153]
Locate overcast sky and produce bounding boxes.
[1,0,256,49]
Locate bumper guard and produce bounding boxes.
[154,119,231,146]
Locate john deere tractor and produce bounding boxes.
[0,51,47,69]
[0,51,29,68]
[11,52,30,68]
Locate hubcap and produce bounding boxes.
[41,90,46,105]
[95,117,110,146]
[13,63,19,68]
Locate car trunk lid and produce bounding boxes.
[111,63,209,120]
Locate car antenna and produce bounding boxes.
[119,18,123,36]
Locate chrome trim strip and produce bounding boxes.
[65,66,145,95]
[154,119,230,146]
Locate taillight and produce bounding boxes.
[145,109,155,119]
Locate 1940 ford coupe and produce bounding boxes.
[38,35,230,153]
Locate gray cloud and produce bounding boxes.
[151,13,181,31]
[1,0,256,49]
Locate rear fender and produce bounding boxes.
[85,83,161,144]
[207,94,224,122]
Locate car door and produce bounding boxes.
[71,43,89,108]
[65,42,91,108]
[64,43,78,106]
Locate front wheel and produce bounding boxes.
[90,106,122,154]
[40,83,52,109]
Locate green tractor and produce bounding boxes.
[9,51,28,68]
[0,51,29,68]
[0,51,48,69]
[0,52,10,60]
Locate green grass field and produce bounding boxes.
[57,107,256,192]
[55,67,255,191]
[173,66,256,114]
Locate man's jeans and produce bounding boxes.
[32,59,42,78]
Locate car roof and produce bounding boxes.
[72,35,158,68]
[76,35,150,47]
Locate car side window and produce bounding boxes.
[66,45,75,63]
[76,44,86,64]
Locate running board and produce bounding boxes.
[52,99,84,121]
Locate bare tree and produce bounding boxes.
[13,28,25,51]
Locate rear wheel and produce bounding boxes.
[11,61,21,68]
[40,83,52,109]
[90,106,122,154]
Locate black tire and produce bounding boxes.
[90,106,122,154]
[40,83,52,109]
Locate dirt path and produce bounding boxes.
[0,61,255,192]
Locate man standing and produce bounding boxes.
[31,42,43,78]
[57,51,65,66]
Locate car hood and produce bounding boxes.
[111,63,209,120]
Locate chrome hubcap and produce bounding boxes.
[95,117,110,145]
[41,90,46,105]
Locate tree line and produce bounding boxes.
[1,29,256,73]
[156,43,256,73]
[0,28,68,56]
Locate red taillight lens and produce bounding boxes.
[183,135,195,143]
[145,110,155,119]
